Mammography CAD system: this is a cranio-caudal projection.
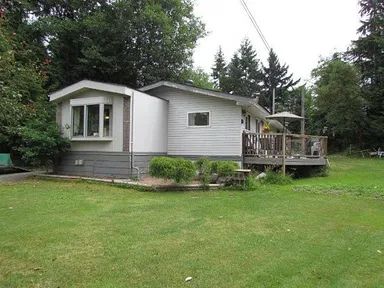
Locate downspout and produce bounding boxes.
[130,91,141,180]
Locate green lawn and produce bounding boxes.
[1,156,384,287]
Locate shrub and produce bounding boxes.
[313,166,329,177]
[17,119,70,169]
[195,157,212,186]
[261,169,292,185]
[244,176,259,190]
[149,157,175,180]
[216,161,239,177]
[172,158,196,184]
[149,157,195,184]
[210,160,219,174]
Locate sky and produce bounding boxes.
[192,0,361,83]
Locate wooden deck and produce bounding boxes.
[243,133,328,167]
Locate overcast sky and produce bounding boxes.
[192,0,361,83]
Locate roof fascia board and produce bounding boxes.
[49,80,134,102]
[140,81,273,119]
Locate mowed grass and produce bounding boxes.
[1,157,384,287]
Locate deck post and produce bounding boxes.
[282,132,286,176]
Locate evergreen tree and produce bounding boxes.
[224,39,262,97]
[261,49,299,112]
[181,68,215,90]
[349,0,384,146]
[211,46,227,90]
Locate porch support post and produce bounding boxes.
[282,132,286,176]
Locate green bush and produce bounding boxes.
[215,161,239,177]
[261,169,293,185]
[149,157,175,180]
[244,176,259,190]
[173,158,196,184]
[210,160,219,174]
[17,119,70,169]
[149,157,196,184]
[195,157,212,186]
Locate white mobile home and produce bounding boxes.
[50,80,326,178]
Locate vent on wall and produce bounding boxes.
[75,159,84,166]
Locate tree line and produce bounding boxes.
[308,0,384,151]
[0,0,383,166]
[211,40,299,114]
[208,0,383,151]
[0,0,206,166]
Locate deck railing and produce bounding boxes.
[243,133,328,158]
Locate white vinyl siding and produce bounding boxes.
[155,89,242,156]
[132,91,168,153]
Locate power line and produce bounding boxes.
[239,0,271,52]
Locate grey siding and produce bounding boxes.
[55,152,165,179]
[151,88,242,157]
[55,152,244,179]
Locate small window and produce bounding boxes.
[255,119,260,133]
[188,112,210,127]
[103,104,113,137]
[72,106,84,136]
[245,115,251,130]
[87,105,100,137]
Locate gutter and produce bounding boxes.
[130,91,141,180]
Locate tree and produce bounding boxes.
[180,68,215,90]
[30,0,206,90]
[211,46,227,90]
[223,39,263,97]
[261,49,300,112]
[0,19,44,151]
[0,19,69,166]
[311,55,365,151]
[349,0,384,146]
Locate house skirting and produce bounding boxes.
[54,151,166,179]
[55,152,243,179]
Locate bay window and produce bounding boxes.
[71,102,113,138]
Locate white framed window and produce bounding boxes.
[188,111,210,127]
[245,114,251,131]
[71,101,113,138]
[103,104,113,137]
[255,119,260,133]
[72,106,85,136]
[87,104,100,137]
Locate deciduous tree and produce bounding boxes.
[311,55,365,150]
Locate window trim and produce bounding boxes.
[71,105,85,137]
[244,114,251,131]
[70,101,113,140]
[187,111,211,128]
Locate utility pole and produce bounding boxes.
[301,87,305,134]
[301,87,305,155]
